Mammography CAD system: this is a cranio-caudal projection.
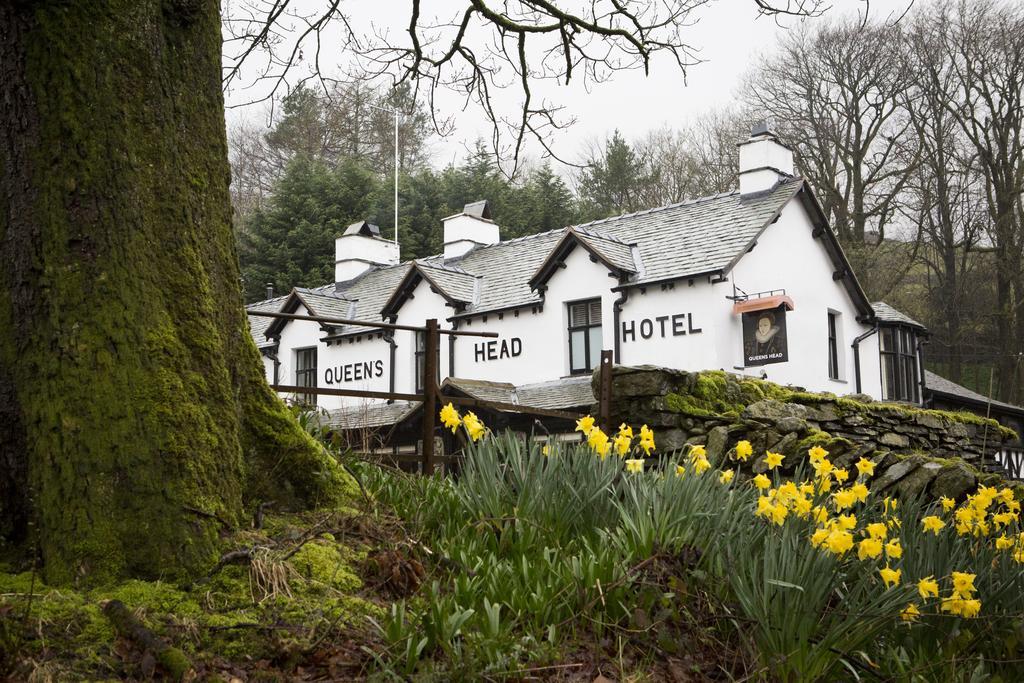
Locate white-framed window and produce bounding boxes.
[568,298,602,375]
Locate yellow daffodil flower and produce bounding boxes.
[625,458,644,473]
[753,473,771,490]
[639,425,655,455]
[834,468,850,483]
[793,495,812,518]
[765,451,785,469]
[589,428,610,459]
[808,445,829,462]
[833,488,857,511]
[856,457,876,477]
[940,496,956,512]
[952,571,976,596]
[799,481,815,496]
[866,522,888,540]
[614,433,632,458]
[825,529,854,556]
[885,539,902,559]
[996,534,1014,550]
[617,423,633,439]
[440,403,462,433]
[812,506,829,524]
[735,440,753,461]
[851,482,869,503]
[941,595,981,618]
[769,503,789,526]
[463,411,486,442]
[918,576,939,600]
[693,456,711,475]
[542,444,550,457]
[811,527,829,548]
[857,537,883,560]
[689,444,707,461]
[575,415,596,435]
[879,566,901,588]
[675,464,686,477]
[921,516,945,535]
[901,603,920,622]
[719,469,734,485]
[838,513,857,530]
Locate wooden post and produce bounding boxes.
[598,349,614,434]
[422,318,440,474]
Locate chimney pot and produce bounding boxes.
[265,282,274,299]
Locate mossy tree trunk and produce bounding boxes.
[0,0,347,585]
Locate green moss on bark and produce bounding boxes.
[0,1,349,585]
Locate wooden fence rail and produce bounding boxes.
[253,311,607,473]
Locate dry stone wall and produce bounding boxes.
[594,365,1019,502]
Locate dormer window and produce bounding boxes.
[880,327,919,402]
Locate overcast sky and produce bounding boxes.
[223,0,915,169]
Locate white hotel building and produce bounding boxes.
[247,125,1007,437]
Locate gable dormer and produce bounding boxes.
[529,227,639,293]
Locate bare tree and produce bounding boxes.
[743,16,918,247]
[222,1,834,172]
[899,7,991,385]
[934,0,1024,402]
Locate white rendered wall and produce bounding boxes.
[727,199,881,398]
[392,278,454,393]
[451,246,619,382]
[275,303,325,405]
[318,333,392,410]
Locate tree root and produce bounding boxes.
[102,599,190,681]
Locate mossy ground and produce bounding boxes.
[0,509,390,681]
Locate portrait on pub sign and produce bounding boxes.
[742,306,788,366]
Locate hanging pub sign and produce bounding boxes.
[742,305,788,366]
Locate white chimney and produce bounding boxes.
[335,221,400,283]
[737,122,794,196]
[443,200,500,260]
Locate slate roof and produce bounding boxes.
[247,177,829,343]
[326,401,420,430]
[442,375,595,411]
[321,376,592,432]
[924,370,1024,416]
[296,288,353,320]
[416,261,479,304]
[572,228,639,273]
[246,294,290,348]
[517,376,595,410]
[872,302,926,329]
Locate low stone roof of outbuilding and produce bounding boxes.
[322,376,594,432]
[924,370,1024,417]
[326,401,420,430]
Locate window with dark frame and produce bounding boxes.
[295,347,317,407]
[879,327,919,402]
[414,330,439,394]
[568,299,603,375]
[827,311,840,380]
